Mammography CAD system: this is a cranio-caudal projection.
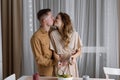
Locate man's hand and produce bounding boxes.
[53,52,60,61]
[59,53,71,61]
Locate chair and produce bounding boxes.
[103,67,120,79]
[4,74,16,80]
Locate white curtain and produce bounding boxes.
[22,0,35,75]
[22,0,119,79]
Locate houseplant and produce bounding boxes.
[57,53,74,80]
[57,68,73,80]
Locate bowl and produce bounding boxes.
[58,77,73,80]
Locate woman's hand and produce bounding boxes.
[69,56,76,65]
[58,60,68,68]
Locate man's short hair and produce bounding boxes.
[37,8,51,20]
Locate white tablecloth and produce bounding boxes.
[18,76,115,80]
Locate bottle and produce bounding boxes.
[33,73,39,80]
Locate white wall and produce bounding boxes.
[0,0,2,79]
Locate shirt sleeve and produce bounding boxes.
[30,37,54,67]
[75,32,83,50]
[78,35,83,48]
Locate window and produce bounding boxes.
[22,0,119,79]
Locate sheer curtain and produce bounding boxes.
[119,0,120,66]
[22,0,119,79]
[22,0,35,75]
[75,0,119,78]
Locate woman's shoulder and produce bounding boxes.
[72,31,78,35]
[71,31,81,39]
[50,30,59,37]
[50,30,58,35]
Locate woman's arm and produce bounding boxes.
[71,48,81,58]
[69,48,82,65]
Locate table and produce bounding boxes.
[18,76,115,80]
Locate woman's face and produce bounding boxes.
[54,14,63,29]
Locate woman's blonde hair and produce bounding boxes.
[58,12,73,47]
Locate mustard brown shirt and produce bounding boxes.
[30,27,55,76]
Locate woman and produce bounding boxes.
[50,12,82,77]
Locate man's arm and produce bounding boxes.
[30,37,54,67]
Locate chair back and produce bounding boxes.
[4,74,16,80]
[103,67,120,79]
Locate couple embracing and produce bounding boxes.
[30,8,82,78]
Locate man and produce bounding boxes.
[30,8,58,76]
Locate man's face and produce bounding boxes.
[45,12,54,26]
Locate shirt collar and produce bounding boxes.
[40,27,48,34]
